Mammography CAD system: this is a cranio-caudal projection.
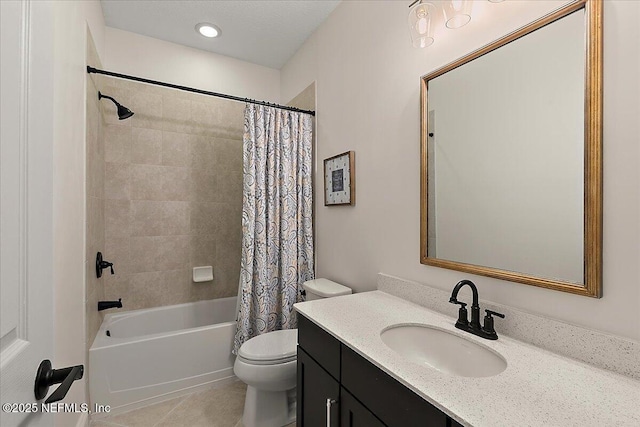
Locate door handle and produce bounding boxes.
[34,359,84,404]
[326,398,337,427]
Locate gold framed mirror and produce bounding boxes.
[420,0,602,297]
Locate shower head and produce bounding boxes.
[98,91,134,120]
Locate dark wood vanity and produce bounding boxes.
[297,315,463,427]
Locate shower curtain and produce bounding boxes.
[233,103,314,354]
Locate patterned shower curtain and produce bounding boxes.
[233,103,314,354]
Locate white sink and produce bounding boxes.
[380,324,507,378]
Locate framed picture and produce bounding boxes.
[324,151,355,206]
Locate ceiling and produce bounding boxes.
[101,0,341,69]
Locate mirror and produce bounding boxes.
[420,0,602,297]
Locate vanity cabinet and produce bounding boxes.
[297,347,340,426]
[297,315,457,427]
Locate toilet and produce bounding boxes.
[234,279,352,427]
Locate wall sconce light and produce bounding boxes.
[408,1,436,48]
[444,0,472,29]
[409,0,502,48]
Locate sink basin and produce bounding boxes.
[380,324,507,377]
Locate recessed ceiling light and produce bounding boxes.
[195,23,220,38]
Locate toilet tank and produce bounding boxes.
[303,278,352,301]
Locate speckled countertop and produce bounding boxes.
[294,291,640,427]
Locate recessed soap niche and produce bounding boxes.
[193,266,214,283]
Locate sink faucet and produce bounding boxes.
[449,280,504,340]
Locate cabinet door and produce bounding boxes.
[297,347,340,427]
[341,345,448,427]
[341,387,386,427]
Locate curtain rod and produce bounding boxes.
[86,66,315,116]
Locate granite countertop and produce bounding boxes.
[294,291,640,427]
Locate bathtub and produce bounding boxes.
[89,297,237,415]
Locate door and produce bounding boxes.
[340,388,386,427]
[1,1,55,426]
[296,348,339,427]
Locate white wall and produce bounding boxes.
[104,27,280,103]
[280,0,640,341]
[52,1,105,426]
[429,10,584,283]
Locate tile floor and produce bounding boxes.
[90,380,296,427]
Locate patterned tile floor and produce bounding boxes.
[90,380,296,427]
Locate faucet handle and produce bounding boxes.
[483,309,505,337]
[485,309,505,319]
[450,299,468,327]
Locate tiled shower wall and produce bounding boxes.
[100,78,244,312]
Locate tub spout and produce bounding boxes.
[98,299,122,311]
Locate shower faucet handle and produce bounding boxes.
[96,252,115,278]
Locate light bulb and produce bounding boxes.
[195,23,220,38]
[417,17,428,35]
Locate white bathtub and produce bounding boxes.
[89,297,237,415]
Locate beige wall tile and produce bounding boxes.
[130,164,191,201]
[104,237,133,276]
[190,170,217,202]
[190,201,220,233]
[129,236,190,273]
[213,138,243,170]
[130,164,164,200]
[214,238,242,295]
[188,279,217,302]
[131,200,190,236]
[86,195,105,260]
[163,269,192,304]
[161,167,191,201]
[215,203,242,245]
[130,90,163,130]
[216,166,243,204]
[190,234,216,268]
[104,124,132,163]
[190,136,216,170]
[105,270,190,313]
[105,162,131,200]
[162,95,191,134]
[105,199,131,238]
[128,271,175,310]
[131,128,162,165]
[214,101,245,139]
[162,131,192,167]
[86,129,104,200]
[103,273,130,304]
[190,99,218,136]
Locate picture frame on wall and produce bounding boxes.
[324,151,355,206]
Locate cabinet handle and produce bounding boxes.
[326,398,336,427]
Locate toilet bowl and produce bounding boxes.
[234,278,352,427]
[234,329,298,427]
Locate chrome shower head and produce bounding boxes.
[98,91,134,120]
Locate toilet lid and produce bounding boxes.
[238,329,298,363]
